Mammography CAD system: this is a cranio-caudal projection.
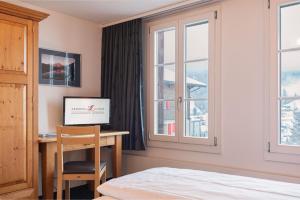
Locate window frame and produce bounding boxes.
[178,12,216,145]
[146,5,221,150]
[148,20,179,143]
[268,0,300,156]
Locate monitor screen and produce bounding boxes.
[63,97,110,126]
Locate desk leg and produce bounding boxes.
[113,135,122,177]
[40,142,56,200]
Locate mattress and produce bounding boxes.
[97,167,300,200]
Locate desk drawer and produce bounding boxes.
[100,136,115,146]
[106,136,115,145]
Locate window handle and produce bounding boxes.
[177,97,182,110]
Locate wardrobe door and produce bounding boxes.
[0,13,35,197]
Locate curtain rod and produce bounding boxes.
[101,0,221,28]
[143,0,221,22]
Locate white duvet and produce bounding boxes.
[97,167,300,200]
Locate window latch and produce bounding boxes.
[177,97,182,110]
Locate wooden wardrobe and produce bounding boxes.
[0,2,48,199]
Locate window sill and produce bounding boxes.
[264,151,300,164]
[147,140,221,154]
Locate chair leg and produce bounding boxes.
[57,174,63,200]
[94,178,100,198]
[65,180,70,200]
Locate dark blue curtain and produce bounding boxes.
[101,19,145,150]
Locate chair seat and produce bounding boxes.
[63,161,106,174]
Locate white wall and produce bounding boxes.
[123,0,300,183]
[37,10,102,133]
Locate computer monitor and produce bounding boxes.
[63,96,110,126]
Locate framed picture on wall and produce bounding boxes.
[39,48,81,87]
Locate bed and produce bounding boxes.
[96,167,300,200]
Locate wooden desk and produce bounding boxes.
[39,131,129,200]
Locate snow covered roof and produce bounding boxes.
[163,68,206,88]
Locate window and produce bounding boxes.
[147,7,220,147]
[269,0,300,155]
[153,27,176,139]
[181,19,211,145]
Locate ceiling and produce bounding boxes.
[21,0,189,25]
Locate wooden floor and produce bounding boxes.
[40,184,94,200]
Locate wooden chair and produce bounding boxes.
[56,125,106,199]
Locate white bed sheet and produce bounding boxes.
[97,167,300,200]
[95,196,118,200]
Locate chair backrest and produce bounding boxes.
[56,125,100,176]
